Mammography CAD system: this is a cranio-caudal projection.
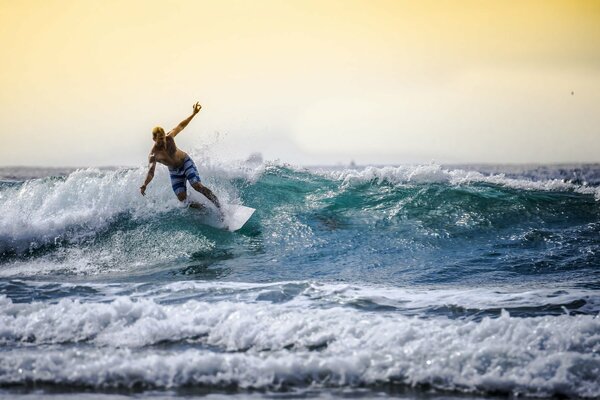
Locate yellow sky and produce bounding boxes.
[1,0,599,166]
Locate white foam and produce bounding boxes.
[10,279,596,314]
[187,150,269,185]
[0,168,174,252]
[300,282,600,315]
[323,164,600,200]
[0,160,259,254]
[113,280,600,315]
[0,291,599,397]
[0,229,215,278]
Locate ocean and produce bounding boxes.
[0,160,599,399]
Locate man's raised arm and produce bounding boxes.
[140,154,157,196]
[167,102,202,138]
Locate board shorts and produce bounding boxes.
[168,155,201,195]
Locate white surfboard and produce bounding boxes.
[186,191,254,231]
[223,204,255,231]
[189,202,255,231]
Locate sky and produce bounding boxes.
[1,0,599,167]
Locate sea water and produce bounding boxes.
[0,160,599,399]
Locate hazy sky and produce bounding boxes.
[1,0,599,166]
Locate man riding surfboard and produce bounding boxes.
[140,102,221,211]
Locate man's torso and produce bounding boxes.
[152,136,188,168]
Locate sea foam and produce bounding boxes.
[0,291,598,397]
[324,164,600,200]
[0,168,166,252]
[0,163,245,254]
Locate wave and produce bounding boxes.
[0,162,599,281]
[1,282,599,397]
[3,279,599,317]
[323,164,600,199]
[1,163,597,248]
[0,164,248,255]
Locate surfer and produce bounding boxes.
[139,102,221,211]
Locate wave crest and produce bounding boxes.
[1,293,599,397]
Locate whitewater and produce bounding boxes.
[0,160,599,399]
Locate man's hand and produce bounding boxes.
[140,185,147,196]
[193,102,202,114]
[169,102,201,138]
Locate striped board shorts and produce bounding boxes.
[168,155,201,195]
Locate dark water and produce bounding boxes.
[0,162,599,399]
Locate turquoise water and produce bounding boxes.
[0,162,599,398]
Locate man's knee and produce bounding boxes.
[176,191,187,202]
[191,182,204,191]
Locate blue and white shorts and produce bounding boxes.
[168,155,201,195]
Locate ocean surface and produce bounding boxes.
[0,160,599,399]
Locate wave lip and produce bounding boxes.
[324,164,600,199]
[0,168,151,253]
[1,292,599,397]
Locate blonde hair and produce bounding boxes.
[152,126,165,141]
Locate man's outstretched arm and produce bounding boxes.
[167,102,202,138]
[140,155,157,196]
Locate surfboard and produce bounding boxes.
[186,191,254,231]
[190,202,255,231]
[223,204,255,231]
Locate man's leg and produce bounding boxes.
[181,156,221,210]
[176,190,205,210]
[191,182,221,209]
[171,165,205,210]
